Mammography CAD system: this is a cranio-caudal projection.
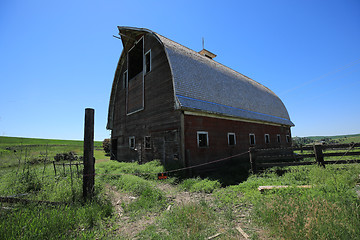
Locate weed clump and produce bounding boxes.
[112,174,167,216]
[179,177,221,193]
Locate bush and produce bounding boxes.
[102,138,111,154]
[53,152,79,162]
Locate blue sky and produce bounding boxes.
[0,0,359,140]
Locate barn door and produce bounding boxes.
[111,138,117,160]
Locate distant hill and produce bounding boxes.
[293,133,360,146]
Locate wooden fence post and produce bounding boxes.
[249,147,257,174]
[53,161,57,176]
[83,108,95,200]
[313,144,325,168]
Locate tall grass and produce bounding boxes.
[96,160,168,217]
[96,159,164,180]
[179,177,221,193]
[0,201,113,240]
[215,164,360,240]
[0,166,114,240]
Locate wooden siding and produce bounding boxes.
[184,114,291,167]
[111,33,182,166]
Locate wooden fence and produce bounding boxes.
[249,142,360,173]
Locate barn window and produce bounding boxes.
[144,136,151,149]
[228,133,236,146]
[128,38,143,80]
[277,134,281,143]
[145,50,151,74]
[286,135,291,143]
[123,70,128,89]
[197,131,209,148]
[265,134,270,144]
[249,134,256,145]
[129,136,135,149]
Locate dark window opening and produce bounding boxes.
[145,50,151,74]
[128,38,143,80]
[144,136,151,149]
[277,134,281,143]
[265,134,270,144]
[129,136,135,149]
[286,135,291,143]
[111,138,117,160]
[197,132,208,148]
[249,134,256,145]
[228,133,236,146]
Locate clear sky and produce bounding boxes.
[1,0,359,141]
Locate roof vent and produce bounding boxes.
[198,49,217,59]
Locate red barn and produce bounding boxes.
[107,26,294,170]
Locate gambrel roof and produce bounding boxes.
[108,27,294,129]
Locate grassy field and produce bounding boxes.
[306,133,360,143]
[0,136,107,168]
[294,133,360,146]
[1,136,360,239]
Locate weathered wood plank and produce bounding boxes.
[323,151,360,157]
[258,185,312,192]
[258,161,315,167]
[324,160,360,164]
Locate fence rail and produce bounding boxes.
[52,161,83,176]
[249,142,360,173]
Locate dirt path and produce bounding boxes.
[105,182,269,239]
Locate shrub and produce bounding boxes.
[102,138,111,154]
[53,152,79,162]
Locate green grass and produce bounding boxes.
[179,177,221,193]
[307,133,360,142]
[0,202,113,240]
[138,202,217,240]
[137,201,241,240]
[96,159,164,180]
[0,136,108,168]
[0,166,114,239]
[1,136,360,239]
[215,165,360,239]
[294,133,360,145]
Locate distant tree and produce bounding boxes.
[292,137,314,147]
[102,138,111,154]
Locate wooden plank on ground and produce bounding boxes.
[258,185,312,193]
[236,225,250,239]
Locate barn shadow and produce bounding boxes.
[168,157,252,187]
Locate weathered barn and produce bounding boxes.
[107,26,294,170]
